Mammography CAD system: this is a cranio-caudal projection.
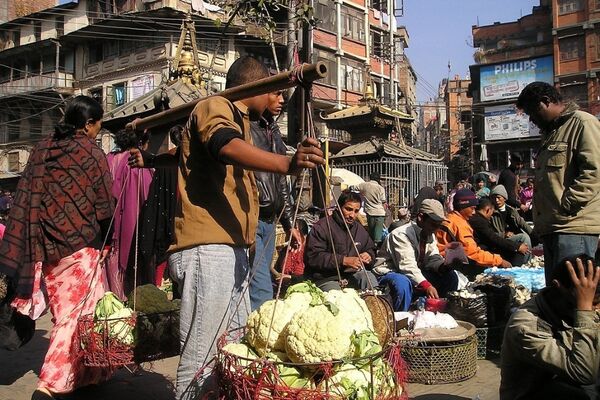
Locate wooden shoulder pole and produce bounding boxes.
[128,62,327,132]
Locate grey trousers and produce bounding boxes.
[169,244,251,400]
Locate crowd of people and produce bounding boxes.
[0,56,598,400]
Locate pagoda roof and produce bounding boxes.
[102,79,205,129]
[331,137,443,162]
[321,103,413,129]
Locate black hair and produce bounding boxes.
[54,95,103,139]
[369,171,380,182]
[169,125,183,147]
[511,153,523,164]
[516,81,563,111]
[338,190,363,208]
[226,56,269,89]
[552,254,598,291]
[113,128,149,151]
[476,177,485,184]
[476,197,494,211]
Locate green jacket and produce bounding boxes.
[533,102,600,236]
[500,292,600,400]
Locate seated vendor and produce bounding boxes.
[304,190,378,291]
[374,199,459,311]
[470,197,531,267]
[500,254,600,400]
[489,185,535,267]
[436,189,511,280]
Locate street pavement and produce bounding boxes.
[0,313,178,400]
[1,313,501,400]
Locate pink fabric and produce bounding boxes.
[13,247,113,393]
[106,151,153,299]
[519,186,534,209]
[155,261,167,286]
[0,223,5,239]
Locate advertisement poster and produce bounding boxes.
[484,104,540,141]
[132,75,154,100]
[480,55,553,102]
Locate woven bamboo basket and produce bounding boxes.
[77,313,137,367]
[215,328,408,400]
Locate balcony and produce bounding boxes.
[0,71,73,98]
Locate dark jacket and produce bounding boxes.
[304,211,376,280]
[470,212,520,254]
[250,117,293,231]
[490,205,534,240]
[498,166,521,208]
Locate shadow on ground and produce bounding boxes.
[0,328,49,385]
[412,395,471,400]
[65,367,176,400]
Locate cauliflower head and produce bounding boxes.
[246,296,312,356]
[328,363,371,400]
[285,304,355,364]
[323,288,374,333]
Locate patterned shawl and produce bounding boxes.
[0,133,114,296]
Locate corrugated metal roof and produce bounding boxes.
[331,138,443,162]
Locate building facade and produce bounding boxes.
[469,1,553,177]
[552,0,600,117]
[312,0,417,142]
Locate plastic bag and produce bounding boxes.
[471,283,513,326]
[446,290,487,327]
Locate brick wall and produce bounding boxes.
[10,0,57,21]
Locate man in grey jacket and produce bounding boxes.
[500,254,600,400]
[517,82,600,283]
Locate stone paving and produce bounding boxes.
[0,313,500,400]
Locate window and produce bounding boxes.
[370,30,390,58]
[12,30,20,46]
[341,7,364,42]
[8,153,19,172]
[113,83,126,107]
[90,87,103,105]
[596,0,600,10]
[103,41,118,58]
[0,65,10,83]
[30,115,42,137]
[34,21,41,41]
[55,16,64,37]
[89,43,103,64]
[197,38,227,57]
[28,57,40,75]
[370,0,388,13]
[560,83,588,107]
[559,35,585,61]
[595,30,600,60]
[315,0,336,32]
[315,49,337,87]
[342,58,364,92]
[42,53,56,74]
[558,0,583,14]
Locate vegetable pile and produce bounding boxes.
[220,282,402,399]
[93,291,135,345]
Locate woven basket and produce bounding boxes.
[216,328,408,399]
[475,324,506,360]
[77,313,136,367]
[400,335,477,384]
[133,309,180,363]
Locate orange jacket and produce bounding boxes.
[436,211,503,267]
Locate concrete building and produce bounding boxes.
[551,0,600,116]
[313,0,417,143]
[444,75,472,163]
[469,1,552,177]
[0,0,253,179]
[0,0,57,24]
[416,80,447,157]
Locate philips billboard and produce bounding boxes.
[479,55,554,102]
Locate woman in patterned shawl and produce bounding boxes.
[0,96,115,400]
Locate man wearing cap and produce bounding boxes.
[489,185,535,266]
[517,81,600,283]
[498,153,524,209]
[374,199,459,311]
[437,189,511,279]
[358,172,387,246]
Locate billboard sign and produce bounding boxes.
[484,104,540,141]
[480,55,553,102]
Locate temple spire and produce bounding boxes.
[169,14,202,87]
[359,65,377,106]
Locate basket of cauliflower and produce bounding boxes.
[216,282,406,400]
[78,285,181,367]
[77,291,136,367]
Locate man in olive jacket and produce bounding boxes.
[517,82,600,283]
